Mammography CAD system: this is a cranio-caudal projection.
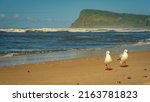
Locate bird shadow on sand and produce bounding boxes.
[120,65,128,67]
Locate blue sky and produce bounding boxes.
[0,0,150,28]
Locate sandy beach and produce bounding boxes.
[0,51,150,85]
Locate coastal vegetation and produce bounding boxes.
[71,9,150,28]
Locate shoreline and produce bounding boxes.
[1,44,150,67]
[0,50,150,85]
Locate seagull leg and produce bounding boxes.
[122,61,125,65]
[120,61,128,67]
[120,62,124,67]
[124,61,128,66]
[105,64,108,70]
[105,64,112,70]
[105,64,110,70]
[125,61,127,65]
[108,64,113,70]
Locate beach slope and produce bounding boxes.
[0,51,150,85]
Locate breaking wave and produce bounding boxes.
[131,38,150,46]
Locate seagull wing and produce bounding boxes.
[117,53,123,60]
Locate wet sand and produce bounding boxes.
[0,51,150,85]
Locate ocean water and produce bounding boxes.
[0,32,150,66]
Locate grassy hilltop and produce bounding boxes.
[71,9,150,28]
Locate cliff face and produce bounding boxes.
[71,9,150,28]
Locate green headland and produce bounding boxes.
[71,9,150,28]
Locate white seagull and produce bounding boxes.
[118,49,128,67]
[104,51,113,70]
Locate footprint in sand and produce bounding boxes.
[27,70,30,73]
[127,77,132,79]
[116,81,122,84]
[144,76,148,78]
[144,68,147,71]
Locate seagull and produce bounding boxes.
[104,51,113,70]
[118,49,128,67]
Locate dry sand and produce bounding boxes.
[0,51,150,85]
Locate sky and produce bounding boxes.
[0,0,150,28]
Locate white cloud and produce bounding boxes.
[0,13,20,19]
[14,14,20,18]
[0,13,5,18]
[26,17,32,20]
[46,18,53,21]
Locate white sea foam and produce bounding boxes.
[2,53,14,57]
[131,38,150,46]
